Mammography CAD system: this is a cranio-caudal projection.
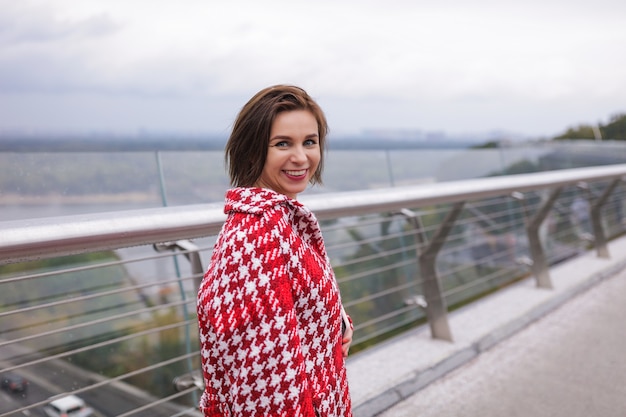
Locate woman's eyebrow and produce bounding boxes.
[270,133,318,141]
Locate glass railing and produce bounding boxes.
[3,140,626,221]
[2,163,626,416]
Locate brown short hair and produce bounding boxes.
[225,84,328,187]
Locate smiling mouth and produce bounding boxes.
[284,169,307,177]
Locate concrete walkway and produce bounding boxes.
[380,266,626,417]
[346,236,626,417]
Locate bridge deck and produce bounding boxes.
[380,266,626,416]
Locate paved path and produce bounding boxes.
[379,269,626,417]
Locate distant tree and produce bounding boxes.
[553,124,596,140]
[471,140,500,149]
[602,113,626,140]
[502,159,539,175]
[553,112,626,141]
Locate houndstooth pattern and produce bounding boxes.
[197,187,352,417]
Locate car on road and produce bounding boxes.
[43,395,94,417]
[1,372,28,394]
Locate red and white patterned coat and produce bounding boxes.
[197,187,352,416]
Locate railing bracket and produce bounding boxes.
[173,371,204,391]
[404,294,428,309]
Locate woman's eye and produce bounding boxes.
[273,141,289,148]
[304,139,318,147]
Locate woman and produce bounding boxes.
[197,85,353,416]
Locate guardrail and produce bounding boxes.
[2,164,626,416]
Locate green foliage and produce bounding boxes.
[602,113,626,140]
[0,252,145,356]
[0,252,115,276]
[553,112,626,140]
[1,252,198,405]
[471,140,500,149]
[126,310,199,398]
[70,308,200,401]
[0,252,118,281]
[334,214,422,352]
[501,159,540,175]
[335,203,529,353]
[554,124,597,140]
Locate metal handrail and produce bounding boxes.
[3,164,626,265]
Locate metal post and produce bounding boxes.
[385,149,396,187]
[590,179,621,258]
[514,188,562,289]
[400,203,464,342]
[420,202,464,342]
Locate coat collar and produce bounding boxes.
[224,187,308,215]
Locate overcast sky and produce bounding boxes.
[1,0,625,139]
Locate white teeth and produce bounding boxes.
[285,170,306,176]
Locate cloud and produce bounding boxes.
[0,2,118,44]
[1,0,626,135]
[0,1,121,93]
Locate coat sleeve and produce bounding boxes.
[198,211,316,417]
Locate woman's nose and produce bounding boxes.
[290,145,307,163]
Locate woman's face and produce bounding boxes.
[255,110,321,199]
